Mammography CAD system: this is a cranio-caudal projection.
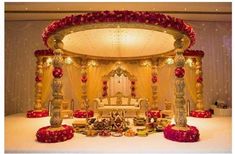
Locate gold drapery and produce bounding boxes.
[41,65,53,107]
[40,59,197,110]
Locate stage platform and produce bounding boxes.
[5,113,231,153]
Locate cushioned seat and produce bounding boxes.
[94,93,148,117]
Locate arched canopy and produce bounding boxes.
[42,11,195,60]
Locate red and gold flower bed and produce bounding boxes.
[36,125,74,143]
[190,110,212,118]
[26,109,49,118]
[146,110,161,118]
[73,110,94,118]
[163,124,200,142]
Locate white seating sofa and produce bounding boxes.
[94,93,148,117]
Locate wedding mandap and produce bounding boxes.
[26,10,212,143]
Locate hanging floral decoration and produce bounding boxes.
[130,80,136,97]
[36,125,74,143]
[81,74,88,83]
[35,76,42,82]
[152,74,158,83]
[53,67,63,78]
[27,109,49,118]
[34,49,54,57]
[183,50,204,57]
[175,67,185,78]
[102,80,108,97]
[190,110,212,118]
[196,76,203,83]
[42,11,195,48]
[163,124,200,142]
[73,110,94,118]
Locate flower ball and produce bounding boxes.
[152,76,157,83]
[197,77,203,83]
[53,67,63,78]
[35,76,42,82]
[175,67,185,78]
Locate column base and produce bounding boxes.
[190,110,212,118]
[145,109,161,118]
[36,125,74,143]
[73,109,94,118]
[163,124,200,142]
[26,109,49,118]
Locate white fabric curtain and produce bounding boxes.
[109,74,131,96]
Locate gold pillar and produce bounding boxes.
[195,58,204,110]
[81,62,89,110]
[174,48,188,129]
[151,63,158,109]
[50,41,64,128]
[34,56,43,110]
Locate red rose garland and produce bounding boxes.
[196,77,203,83]
[73,110,94,118]
[36,125,74,143]
[163,124,200,142]
[190,110,212,118]
[183,49,204,57]
[34,49,54,57]
[27,109,49,118]
[130,80,136,97]
[102,80,108,97]
[42,11,195,48]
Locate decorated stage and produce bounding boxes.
[5,113,231,153]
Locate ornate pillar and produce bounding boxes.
[73,60,94,118]
[174,48,187,128]
[164,44,199,142]
[34,56,43,110]
[81,63,88,109]
[151,63,158,109]
[190,56,211,118]
[50,46,64,128]
[36,40,74,143]
[195,57,204,110]
[145,60,161,120]
[27,55,49,118]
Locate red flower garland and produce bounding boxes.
[42,11,195,48]
[183,49,205,57]
[73,110,94,118]
[102,80,108,97]
[34,49,54,57]
[146,110,161,118]
[164,124,200,142]
[190,110,212,118]
[27,109,49,118]
[36,125,74,143]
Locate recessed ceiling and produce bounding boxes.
[5,2,231,21]
[62,28,175,58]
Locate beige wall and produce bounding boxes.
[5,20,232,115]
